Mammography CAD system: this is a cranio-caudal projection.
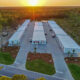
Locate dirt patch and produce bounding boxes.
[27,52,54,64]
[2,46,20,58]
[65,57,80,66]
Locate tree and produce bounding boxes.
[12,74,28,80]
[73,49,75,55]
[34,47,37,54]
[70,54,74,58]
[36,77,46,80]
[67,51,71,57]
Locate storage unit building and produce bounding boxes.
[34,25,44,31]
[17,20,30,31]
[57,35,80,53]
[52,28,67,36]
[32,22,46,44]
[48,21,67,36]
[8,20,30,46]
[48,20,80,54]
[32,31,46,44]
[48,21,56,24]
[8,31,24,46]
[35,22,43,26]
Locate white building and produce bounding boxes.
[48,20,80,54]
[32,22,46,44]
[57,35,80,53]
[17,20,30,31]
[35,22,43,26]
[8,20,30,46]
[32,31,46,44]
[34,25,44,31]
[8,31,24,46]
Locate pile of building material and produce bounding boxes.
[8,20,30,46]
[48,20,80,54]
[32,22,46,44]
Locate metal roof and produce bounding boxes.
[22,20,30,26]
[32,31,46,41]
[32,22,46,41]
[48,20,80,53]
[48,21,67,36]
[48,20,56,24]
[9,19,30,43]
[35,22,43,26]
[17,20,30,31]
[53,28,67,36]
[9,31,24,42]
[49,23,61,29]
[57,35,80,49]
[34,25,44,31]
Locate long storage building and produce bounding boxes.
[48,20,80,54]
[8,31,24,46]
[32,22,46,44]
[57,35,80,53]
[8,20,30,46]
[17,20,30,31]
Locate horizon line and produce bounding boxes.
[0,5,80,8]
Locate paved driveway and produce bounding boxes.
[43,22,74,80]
[12,21,35,69]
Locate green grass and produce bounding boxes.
[54,11,80,45]
[0,52,14,65]
[26,59,55,75]
[68,63,80,80]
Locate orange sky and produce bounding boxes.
[0,0,80,6]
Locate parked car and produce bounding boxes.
[29,38,32,43]
[52,34,56,38]
[30,40,32,43]
[45,33,47,36]
[2,32,8,37]
[50,29,53,31]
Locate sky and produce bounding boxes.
[0,0,80,7]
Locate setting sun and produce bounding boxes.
[28,0,38,6]
[21,0,45,6]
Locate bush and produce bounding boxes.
[36,77,46,80]
[0,76,11,80]
[12,74,28,80]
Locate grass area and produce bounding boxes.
[68,63,80,80]
[54,10,80,45]
[0,52,14,65]
[26,59,55,75]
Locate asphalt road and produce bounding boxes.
[0,65,63,80]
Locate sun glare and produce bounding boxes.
[28,0,38,6]
[21,0,45,6]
